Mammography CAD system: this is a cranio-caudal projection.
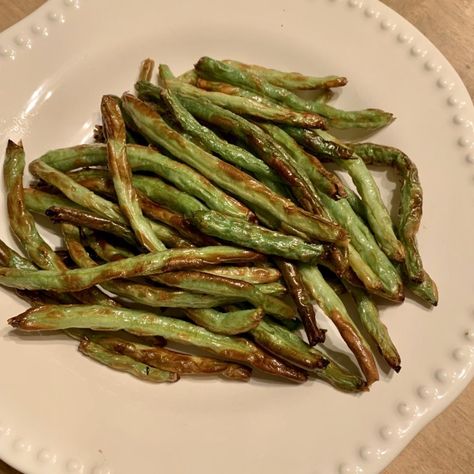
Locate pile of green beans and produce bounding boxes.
[1,57,437,392]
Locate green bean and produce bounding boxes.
[343,186,368,221]
[286,127,404,264]
[138,58,155,82]
[316,190,404,301]
[91,334,251,380]
[275,260,325,345]
[157,82,285,189]
[346,244,385,295]
[29,159,125,224]
[0,239,37,271]
[183,307,264,335]
[4,141,67,271]
[124,93,347,245]
[222,60,348,90]
[195,78,282,108]
[322,142,405,263]
[283,126,354,161]
[79,339,178,383]
[158,85,323,214]
[259,124,347,199]
[344,282,401,371]
[4,141,112,306]
[38,144,254,221]
[177,69,198,84]
[28,160,189,249]
[24,188,83,214]
[64,170,214,246]
[0,238,73,305]
[249,318,365,391]
[351,142,433,285]
[249,318,327,369]
[86,233,135,261]
[47,206,138,246]
[101,95,164,251]
[311,356,367,393]
[84,232,282,310]
[68,168,207,217]
[154,66,326,128]
[62,223,227,309]
[9,305,307,382]
[190,210,337,264]
[137,194,217,246]
[0,246,264,292]
[405,270,438,307]
[299,264,379,385]
[199,265,280,284]
[153,271,295,319]
[111,280,243,308]
[64,226,229,308]
[195,57,393,129]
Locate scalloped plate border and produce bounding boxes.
[0,1,473,473]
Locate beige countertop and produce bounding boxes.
[0,1,472,473]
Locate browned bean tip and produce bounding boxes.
[101,95,127,143]
[275,260,325,346]
[139,58,155,82]
[93,124,105,143]
[222,365,252,381]
[8,308,34,329]
[329,310,379,386]
[319,243,349,277]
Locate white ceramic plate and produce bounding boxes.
[0,1,473,473]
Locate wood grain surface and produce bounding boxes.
[0,1,472,473]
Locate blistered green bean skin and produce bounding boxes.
[79,339,178,383]
[0,239,37,271]
[90,334,251,380]
[29,159,126,224]
[405,270,439,307]
[101,95,164,251]
[68,168,207,218]
[250,319,327,370]
[159,85,284,187]
[336,159,404,263]
[9,305,307,382]
[24,188,83,215]
[153,68,327,128]
[123,92,347,245]
[4,142,113,306]
[184,307,264,335]
[29,160,188,249]
[283,126,354,161]
[316,190,403,302]
[0,246,263,292]
[4,141,67,271]
[199,266,280,284]
[195,57,393,129]
[250,319,365,391]
[351,143,435,287]
[37,144,251,221]
[191,210,328,262]
[299,264,379,386]
[312,357,367,393]
[222,60,348,90]
[160,86,321,213]
[260,124,345,199]
[344,282,401,371]
[62,223,228,309]
[109,280,244,309]
[153,271,294,319]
